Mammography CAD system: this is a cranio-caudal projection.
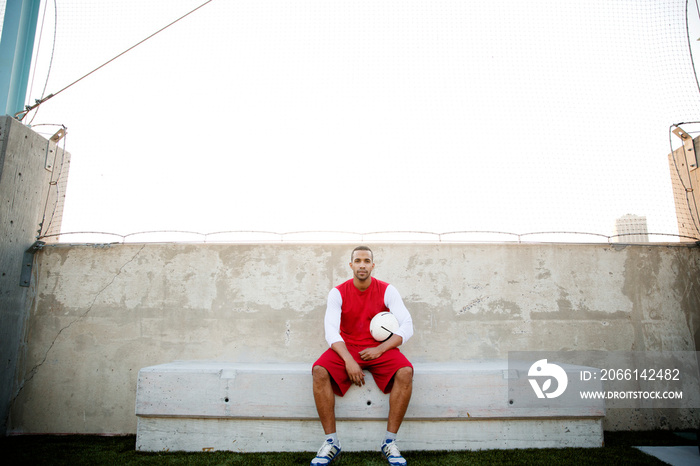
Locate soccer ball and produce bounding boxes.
[370,311,399,342]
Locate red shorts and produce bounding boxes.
[313,344,413,396]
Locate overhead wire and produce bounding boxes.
[37,229,700,244]
[27,0,57,126]
[686,0,700,98]
[16,0,215,121]
[25,0,49,115]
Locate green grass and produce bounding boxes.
[2,431,696,465]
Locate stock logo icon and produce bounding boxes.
[528,359,568,399]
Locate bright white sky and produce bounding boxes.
[8,0,700,242]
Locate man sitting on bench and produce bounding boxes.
[310,246,414,465]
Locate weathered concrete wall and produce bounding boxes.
[0,116,70,435]
[7,242,700,434]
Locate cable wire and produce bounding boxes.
[28,0,58,125]
[25,0,49,113]
[16,0,215,121]
[686,0,700,98]
[38,230,700,245]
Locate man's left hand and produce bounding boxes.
[359,347,384,361]
[359,334,404,361]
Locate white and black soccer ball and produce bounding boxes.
[369,311,399,342]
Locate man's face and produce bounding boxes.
[350,250,375,282]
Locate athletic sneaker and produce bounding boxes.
[381,439,407,465]
[310,438,341,465]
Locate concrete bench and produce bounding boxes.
[135,360,605,452]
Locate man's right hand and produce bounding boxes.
[331,341,365,386]
[345,359,365,387]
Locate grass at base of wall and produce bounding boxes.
[2,431,697,465]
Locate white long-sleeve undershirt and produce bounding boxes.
[324,284,414,347]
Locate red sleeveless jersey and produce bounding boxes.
[336,278,389,347]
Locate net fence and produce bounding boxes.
[5,0,700,243]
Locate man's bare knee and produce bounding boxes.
[313,365,331,383]
[394,367,413,387]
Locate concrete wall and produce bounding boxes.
[0,116,70,434]
[7,242,700,434]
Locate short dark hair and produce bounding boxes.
[351,245,373,262]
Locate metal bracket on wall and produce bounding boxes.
[20,241,45,287]
[45,127,66,171]
[672,126,697,170]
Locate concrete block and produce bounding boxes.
[136,417,604,452]
[135,360,605,452]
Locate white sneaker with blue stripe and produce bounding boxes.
[381,438,407,465]
[310,438,341,465]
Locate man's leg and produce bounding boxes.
[382,366,413,466]
[387,366,413,433]
[312,365,337,434]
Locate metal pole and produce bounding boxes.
[0,0,41,117]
